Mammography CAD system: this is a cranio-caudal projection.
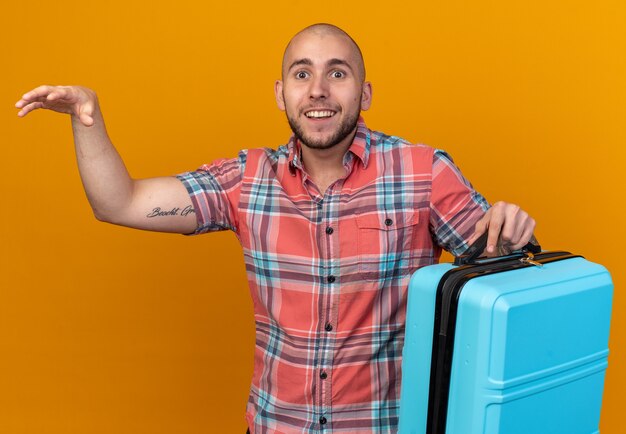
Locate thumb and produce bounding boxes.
[77,100,95,127]
[78,112,94,127]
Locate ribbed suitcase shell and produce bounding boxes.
[399,254,613,434]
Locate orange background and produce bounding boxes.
[1,0,624,432]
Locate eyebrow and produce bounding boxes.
[287,58,313,72]
[327,58,354,72]
[287,57,355,73]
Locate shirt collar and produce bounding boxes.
[349,117,371,169]
[287,117,372,175]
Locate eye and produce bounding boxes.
[295,71,309,79]
[331,70,345,79]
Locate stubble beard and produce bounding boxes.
[286,107,361,151]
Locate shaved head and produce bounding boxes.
[276,23,372,151]
[282,23,366,82]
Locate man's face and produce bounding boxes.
[275,31,372,150]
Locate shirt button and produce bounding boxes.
[320,416,327,425]
[320,371,328,379]
[327,275,335,283]
[325,226,334,235]
[385,218,393,226]
[325,322,333,332]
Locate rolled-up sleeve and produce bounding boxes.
[430,149,490,256]
[175,150,247,235]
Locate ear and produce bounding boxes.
[360,81,372,111]
[275,80,286,111]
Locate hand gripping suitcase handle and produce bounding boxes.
[454,232,541,266]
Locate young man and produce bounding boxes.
[16,23,535,433]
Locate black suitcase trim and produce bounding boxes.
[426,251,581,434]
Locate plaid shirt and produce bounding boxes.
[176,119,489,433]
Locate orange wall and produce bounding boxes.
[1,1,624,432]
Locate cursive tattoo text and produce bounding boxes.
[146,205,195,218]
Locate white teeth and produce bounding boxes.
[305,110,335,118]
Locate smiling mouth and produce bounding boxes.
[304,110,336,119]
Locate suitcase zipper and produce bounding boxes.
[519,252,544,267]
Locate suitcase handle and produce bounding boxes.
[454,232,541,266]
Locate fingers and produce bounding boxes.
[486,204,505,254]
[17,85,56,105]
[15,85,95,126]
[476,201,535,255]
[15,101,47,117]
[507,214,536,250]
[497,203,535,250]
[16,85,66,115]
[16,85,64,107]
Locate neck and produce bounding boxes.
[300,128,356,175]
[299,128,356,194]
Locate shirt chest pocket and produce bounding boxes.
[356,211,419,281]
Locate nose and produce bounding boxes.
[309,75,329,100]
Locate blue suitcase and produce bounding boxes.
[399,237,613,434]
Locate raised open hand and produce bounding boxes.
[15,85,98,127]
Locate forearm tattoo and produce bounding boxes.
[146,206,195,218]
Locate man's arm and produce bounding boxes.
[429,149,535,257]
[15,85,197,234]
